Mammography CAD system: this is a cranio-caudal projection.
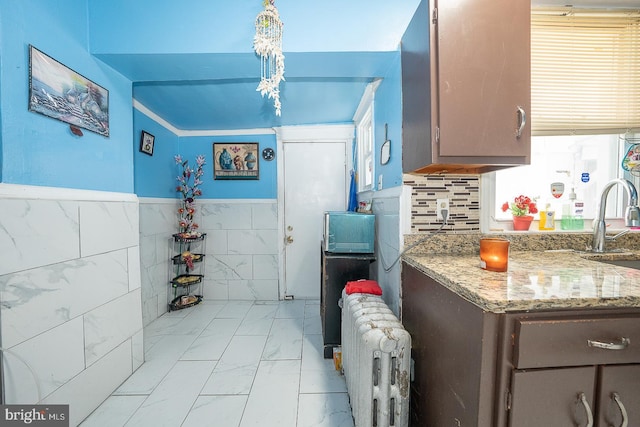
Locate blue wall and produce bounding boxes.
[134,108,277,199]
[181,134,278,199]
[374,53,404,190]
[0,0,133,192]
[1,0,403,196]
[133,109,180,197]
[0,25,3,182]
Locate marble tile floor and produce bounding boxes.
[80,299,354,427]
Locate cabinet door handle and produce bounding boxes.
[515,106,526,138]
[587,337,630,350]
[579,393,594,427]
[611,392,628,427]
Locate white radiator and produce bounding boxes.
[341,290,411,427]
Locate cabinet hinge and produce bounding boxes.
[432,7,437,24]
[435,127,440,143]
[505,390,512,411]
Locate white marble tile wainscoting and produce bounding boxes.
[0,184,144,426]
[139,198,279,327]
[368,186,403,317]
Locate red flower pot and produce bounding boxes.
[512,215,533,231]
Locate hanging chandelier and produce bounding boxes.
[253,0,285,116]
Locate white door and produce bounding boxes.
[283,142,347,298]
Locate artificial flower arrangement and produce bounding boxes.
[175,154,206,238]
[501,195,538,217]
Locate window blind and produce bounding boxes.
[531,8,640,136]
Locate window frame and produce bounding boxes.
[485,134,640,233]
[353,80,381,193]
[486,7,640,233]
[356,106,374,192]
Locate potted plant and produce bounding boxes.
[502,195,538,231]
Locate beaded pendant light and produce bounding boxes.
[253,0,285,116]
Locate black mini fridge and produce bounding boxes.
[320,248,375,358]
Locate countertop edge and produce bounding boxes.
[403,252,640,313]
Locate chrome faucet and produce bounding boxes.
[592,178,640,252]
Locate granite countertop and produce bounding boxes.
[403,233,640,313]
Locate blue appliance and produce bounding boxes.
[323,211,375,254]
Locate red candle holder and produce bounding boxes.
[480,238,510,272]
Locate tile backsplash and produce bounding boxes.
[404,174,481,233]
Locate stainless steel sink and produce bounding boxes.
[593,259,640,270]
[579,250,640,270]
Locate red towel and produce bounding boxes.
[345,279,382,295]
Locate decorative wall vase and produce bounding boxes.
[217,148,233,170]
[245,151,257,170]
[512,215,533,231]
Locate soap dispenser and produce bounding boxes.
[539,203,556,230]
[561,188,584,230]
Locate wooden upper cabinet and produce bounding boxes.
[401,0,531,174]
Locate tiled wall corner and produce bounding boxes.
[139,199,176,326]
[403,174,481,233]
[139,199,280,325]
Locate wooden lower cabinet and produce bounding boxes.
[508,365,640,427]
[598,365,640,427]
[401,262,640,426]
[509,367,596,426]
[401,263,500,426]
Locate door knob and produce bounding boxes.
[286,235,294,244]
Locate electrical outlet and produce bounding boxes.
[436,198,450,221]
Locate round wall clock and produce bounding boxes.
[262,147,275,161]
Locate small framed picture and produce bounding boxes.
[140,131,155,156]
[213,142,259,180]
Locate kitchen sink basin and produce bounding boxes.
[579,250,640,270]
[592,259,640,270]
